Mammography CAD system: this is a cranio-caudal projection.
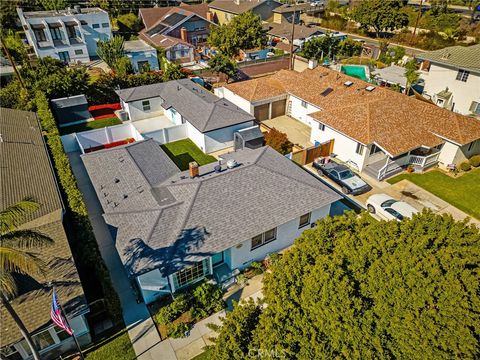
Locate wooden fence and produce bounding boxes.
[291,139,334,165]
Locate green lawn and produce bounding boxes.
[59,117,122,135]
[192,349,212,360]
[85,329,135,360]
[387,168,480,220]
[161,139,217,171]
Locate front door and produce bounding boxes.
[212,251,224,267]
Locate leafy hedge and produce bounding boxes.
[35,91,122,321]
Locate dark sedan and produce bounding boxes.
[313,159,371,195]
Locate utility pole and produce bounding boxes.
[410,0,423,45]
[0,38,26,89]
[289,1,297,70]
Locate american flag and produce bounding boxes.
[51,289,73,335]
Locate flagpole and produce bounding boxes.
[53,286,85,360]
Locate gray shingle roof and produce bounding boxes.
[116,79,255,132]
[0,107,62,219]
[0,108,87,347]
[82,139,341,277]
[416,43,480,72]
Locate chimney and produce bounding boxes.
[206,11,214,23]
[308,59,318,69]
[180,27,188,42]
[189,161,199,178]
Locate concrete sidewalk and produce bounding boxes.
[68,152,175,360]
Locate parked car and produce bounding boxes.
[366,194,419,221]
[313,158,370,195]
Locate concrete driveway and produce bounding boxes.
[262,115,313,148]
[304,164,479,225]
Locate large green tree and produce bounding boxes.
[210,212,480,359]
[0,57,89,110]
[404,59,419,94]
[351,0,409,37]
[301,34,340,61]
[1,198,54,360]
[206,299,262,360]
[208,11,266,57]
[208,53,238,83]
[96,35,126,68]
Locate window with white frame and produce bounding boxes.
[298,212,311,228]
[102,22,109,28]
[456,69,469,82]
[251,228,277,250]
[301,100,308,108]
[50,27,63,40]
[318,123,325,131]
[469,101,480,115]
[92,23,100,29]
[74,49,83,55]
[142,100,151,111]
[355,142,364,155]
[0,345,22,360]
[172,259,209,289]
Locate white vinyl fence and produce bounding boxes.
[141,123,187,144]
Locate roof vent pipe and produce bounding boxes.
[189,161,199,178]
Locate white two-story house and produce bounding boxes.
[17,6,111,64]
[217,66,480,180]
[82,139,340,304]
[417,43,480,116]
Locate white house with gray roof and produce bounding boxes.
[17,6,111,64]
[418,44,480,116]
[81,139,340,304]
[116,79,256,153]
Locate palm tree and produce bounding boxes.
[1,198,54,360]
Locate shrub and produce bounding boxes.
[192,282,224,319]
[469,155,480,168]
[264,128,293,155]
[460,161,472,172]
[35,92,122,321]
[155,294,192,325]
[249,261,264,275]
[167,322,192,338]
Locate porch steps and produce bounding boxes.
[363,161,403,181]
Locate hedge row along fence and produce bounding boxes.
[35,91,122,321]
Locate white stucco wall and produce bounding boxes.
[17,8,111,63]
[123,97,165,121]
[164,107,183,125]
[288,95,321,125]
[227,205,331,270]
[204,121,255,153]
[438,139,480,167]
[310,117,368,171]
[186,121,206,152]
[421,63,480,115]
[216,87,253,114]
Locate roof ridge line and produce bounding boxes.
[254,151,337,196]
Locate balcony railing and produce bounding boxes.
[409,152,440,168]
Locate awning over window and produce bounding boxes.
[30,23,45,30]
[64,20,78,26]
[48,22,62,28]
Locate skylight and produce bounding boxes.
[365,85,376,92]
[344,81,353,87]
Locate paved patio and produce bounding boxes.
[262,115,313,148]
[131,116,176,134]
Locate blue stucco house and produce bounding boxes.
[124,39,160,73]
